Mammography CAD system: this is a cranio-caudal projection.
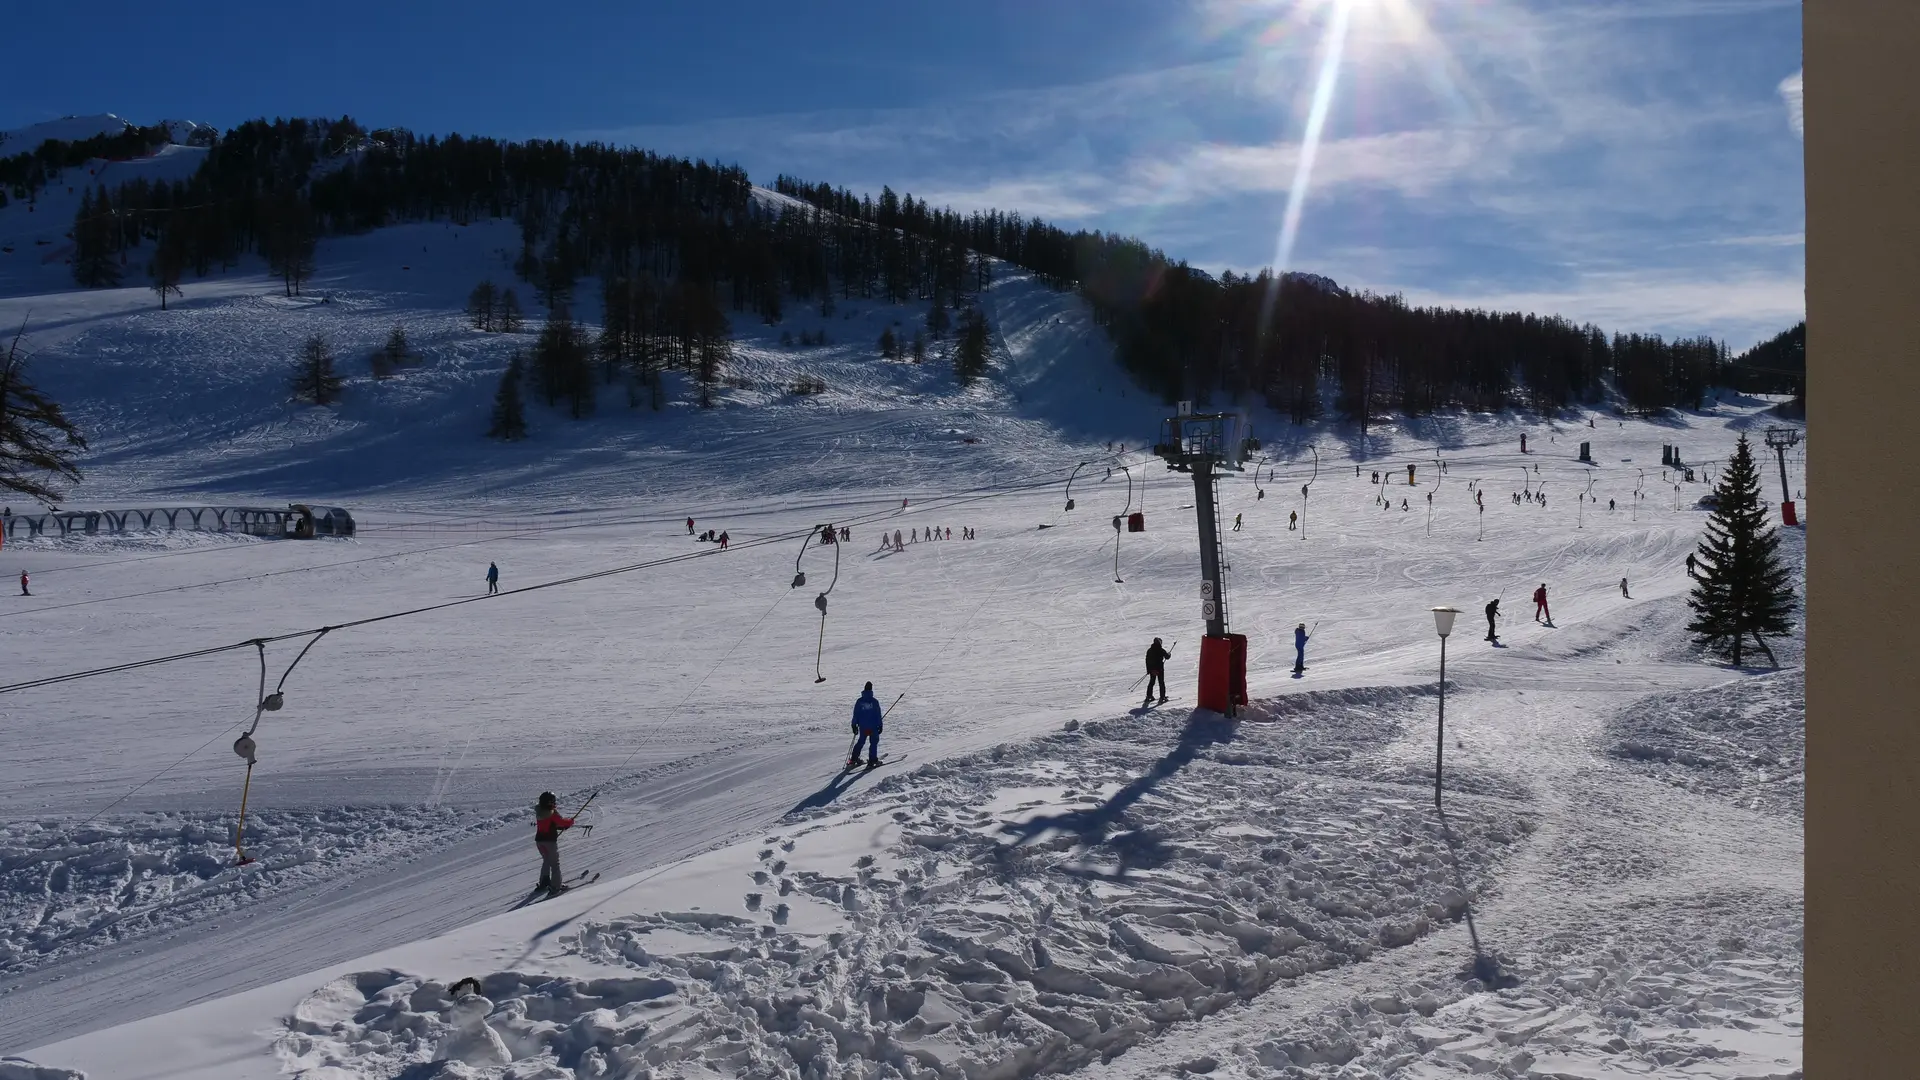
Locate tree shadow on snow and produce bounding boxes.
[995,710,1237,878]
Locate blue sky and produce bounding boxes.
[5,0,1803,348]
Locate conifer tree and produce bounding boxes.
[72,187,122,287]
[533,307,594,416]
[383,324,414,368]
[878,326,897,359]
[685,284,731,409]
[911,330,926,364]
[954,308,991,384]
[0,322,88,503]
[487,351,529,440]
[1686,434,1796,666]
[263,194,317,297]
[290,334,344,405]
[147,223,185,310]
[498,288,525,333]
[467,281,498,331]
[926,296,950,338]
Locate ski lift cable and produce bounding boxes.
[83,466,1088,827]
[0,465,1091,700]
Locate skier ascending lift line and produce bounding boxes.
[1620,577,1631,599]
[18,570,27,596]
[1484,598,1500,643]
[534,791,585,896]
[1143,638,1172,707]
[1292,623,1310,675]
[849,682,884,768]
[486,562,499,595]
[1533,583,1552,625]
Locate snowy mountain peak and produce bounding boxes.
[0,114,210,157]
[0,114,136,155]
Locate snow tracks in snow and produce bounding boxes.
[269,687,1537,1079]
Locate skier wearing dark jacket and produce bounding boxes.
[849,683,884,767]
[1485,598,1500,642]
[1533,584,1551,624]
[534,792,578,894]
[1292,623,1309,674]
[1144,638,1172,706]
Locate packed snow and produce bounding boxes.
[0,201,1802,1078]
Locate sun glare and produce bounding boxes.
[1198,0,1464,336]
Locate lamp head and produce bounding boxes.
[1431,606,1460,638]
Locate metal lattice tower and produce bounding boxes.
[1764,427,1802,504]
[1153,406,1256,638]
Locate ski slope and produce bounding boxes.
[0,210,1803,1079]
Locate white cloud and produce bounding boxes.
[1396,270,1805,350]
[1778,69,1803,138]
[1123,126,1511,206]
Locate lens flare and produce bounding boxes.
[1258,0,1354,338]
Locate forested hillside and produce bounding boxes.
[13,116,1765,421]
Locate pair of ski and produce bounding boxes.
[841,754,903,773]
[514,868,599,909]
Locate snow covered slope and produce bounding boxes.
[0,203,1803,1078]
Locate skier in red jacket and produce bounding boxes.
[1533,583,1551,625]
[534,792,580,895]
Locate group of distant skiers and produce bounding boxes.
[685,518,730,549]
[882,525,972,551]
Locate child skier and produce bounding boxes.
[486,562,499,595]
[534,792,582,895]
[18,570,27,597]
[849,682,884,768]
[686,517,695,535]
[1292,623,1309,674]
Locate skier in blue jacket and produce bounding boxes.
[1292,623,1310,674]
[849,682,884,768]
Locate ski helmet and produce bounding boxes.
[537,791,557,807]
[864,681,873,693]
[1153,637,1162,645]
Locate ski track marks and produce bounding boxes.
[268,690,1541,1079]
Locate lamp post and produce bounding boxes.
[1431,603,1502,984]
[1431,607,1458,810]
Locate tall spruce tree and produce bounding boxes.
[532,307,594,416]
[1685,434,1796,666]
[290,334,345,405]
[498,289,525,333]
[71,187,122,288]
[147,225,185,310]
[0,322,88,503]
[467,281,498,331]
[487,352,529,440]
[954,307,991,384]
